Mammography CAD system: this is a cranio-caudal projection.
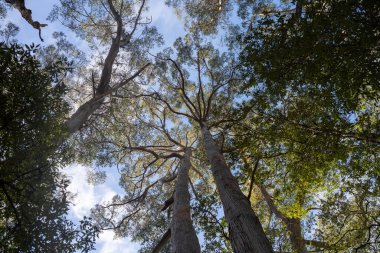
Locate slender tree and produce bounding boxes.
[147,35,274,253]
[78,93,202,252]
[171,148,201,253]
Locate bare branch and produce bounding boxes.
[167,58,200,119]
[5,0,48,41]
[247,158,260,201]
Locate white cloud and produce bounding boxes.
[63,164,139,253]
[64,164,95,218]
[98,230,140,253]
[146,1,186,46]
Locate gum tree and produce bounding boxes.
[76,92,203,252]
[144,35,274,253]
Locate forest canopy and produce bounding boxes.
[0,0,379,252]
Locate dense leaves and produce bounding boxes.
[0,43,98,252]
[236,0,380,251]
[1,0,379,252]
[241,0,380,111]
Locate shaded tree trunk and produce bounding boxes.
[200,124,273,253]
[171,148,201,253]
[259,185,307,253]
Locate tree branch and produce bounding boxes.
[152,229,171,253]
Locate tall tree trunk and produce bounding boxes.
[64,0,149,135]
[259,185,307,253]
[200,124,273,253]
[171,148,201,253]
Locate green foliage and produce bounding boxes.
[234,0,380,251]
[241,0,380,111]
[166,0,233,35]
[192,182,232,253]
[0,43,98,252]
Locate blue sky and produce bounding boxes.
[3,0,186,252]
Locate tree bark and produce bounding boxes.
[259,185,307,253]
[171,148,201,253]
[200,124,273,253]
[64,0,150,135]
[152,229,171,253]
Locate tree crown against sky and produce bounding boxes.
[0,0,379,252]
[0,42,99,252]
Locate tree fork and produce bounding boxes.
[259,185,307,253]
[152,229,171,253]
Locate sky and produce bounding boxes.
[2,0,186,252]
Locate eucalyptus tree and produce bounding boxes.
[233,1,380,251]
[231,81,379,252]
[72,89,204,252]
[240,0,380,112]
[241,155,380,252]
[1,0,161,251]
[142,34,274,253]
[3,0,159,152]
[46,0,160,139]
[165,0,233,34]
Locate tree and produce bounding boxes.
[139,35,274,252]
[165,0,233,34]
[75,92,203,252]
[1,1,160,247]
[241,0,380,112]
[0,43,98,252]
[231,81,379,252]
[171,148,201,253]
[3,0,378,252]
[234,0,380,251]
[49,0,157,136]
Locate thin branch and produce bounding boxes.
[168,58,199,119]
[247,158,260,201]
[152,229,171,253]
[161,196,174,211]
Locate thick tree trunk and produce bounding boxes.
[259,185,307,253]
[200,124,273,253]
[171,148,201,253]
[65,97,105,134]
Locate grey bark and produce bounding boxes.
[64,0,122,135]
[200,124,274,253]
[64,0,149,135]
[171,148,201,253]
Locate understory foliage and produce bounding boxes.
[236,0,380,251]
[0,43,98,252]
[0,0,379,252]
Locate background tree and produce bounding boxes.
[73,90,204,252]
[165,0,233,34]
[233,0,380,251]
[47,0,159,138]
[0,43,98,252]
